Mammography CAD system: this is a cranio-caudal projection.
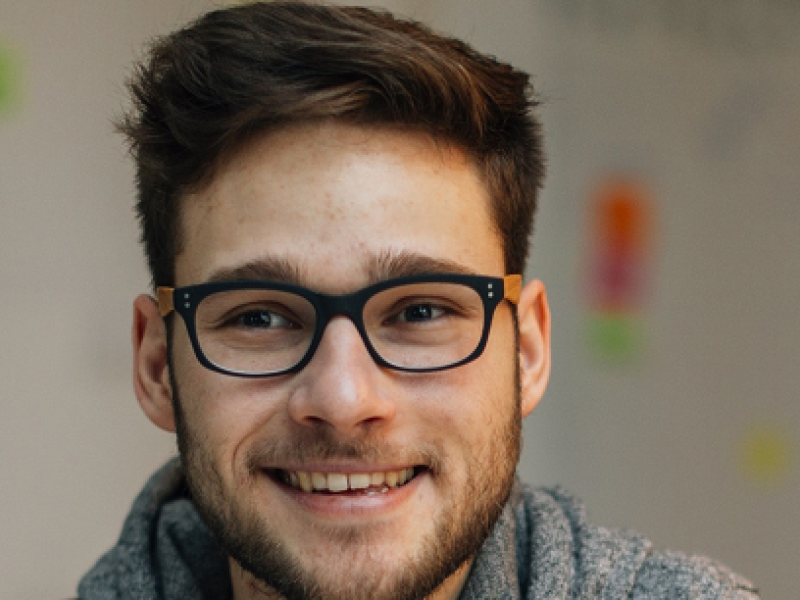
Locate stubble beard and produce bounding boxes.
[170,367,521,600]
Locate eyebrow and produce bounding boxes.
[366,250,478,281]
[206,256,305,285]
[204,250,479,290]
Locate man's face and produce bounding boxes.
[163,123,536,600]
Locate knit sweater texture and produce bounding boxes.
[77,459,759,599]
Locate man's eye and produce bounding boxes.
[236,309,295,329]
[393,303,447,323]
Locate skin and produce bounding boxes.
[132,122,551,600]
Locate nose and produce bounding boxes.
[287,316,396,434]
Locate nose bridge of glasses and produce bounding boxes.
[314,289,371,340]
[305,289,383,369]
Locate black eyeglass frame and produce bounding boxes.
[157,273,522,378]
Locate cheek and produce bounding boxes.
[170,335,283,466]
[408,361,512,447]
[443,343,518,448]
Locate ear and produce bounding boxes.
[132,294,176,432]
[516,279,551,417]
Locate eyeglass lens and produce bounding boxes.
[193,282,486,374]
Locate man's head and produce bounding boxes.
[127,3,550,600]
[121,1,544,289]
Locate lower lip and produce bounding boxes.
[266,471,424,518]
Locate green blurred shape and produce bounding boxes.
[0,44,22,116]
[586,312,645,363]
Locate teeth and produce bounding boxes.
[297,471,312,492]
[398,468,412,485]
[400,468,414,485]
[349,473,371,490]
[327,473,348,492]
[311,472,327,490]
[283,468,416,493]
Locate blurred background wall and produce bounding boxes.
[1,1,797,597]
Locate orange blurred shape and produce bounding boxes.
[588,177,652,314]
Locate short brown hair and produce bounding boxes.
[119,1,545,287]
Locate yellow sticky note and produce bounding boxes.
[739,424,794,487]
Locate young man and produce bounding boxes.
[78,2,758,599]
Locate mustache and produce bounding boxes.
[245,428,443,473]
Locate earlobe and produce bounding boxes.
[132,294,176,432]
[516,280,551,417]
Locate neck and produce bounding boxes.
[229,557,473,600]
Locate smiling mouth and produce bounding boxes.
[274,467,421,494]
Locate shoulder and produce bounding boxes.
[513,484,760,599]
[632,550,760,599]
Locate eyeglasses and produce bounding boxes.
[157,273,521,378]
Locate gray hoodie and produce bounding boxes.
[77,459,759,599]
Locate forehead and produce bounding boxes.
[175,122,504,290]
